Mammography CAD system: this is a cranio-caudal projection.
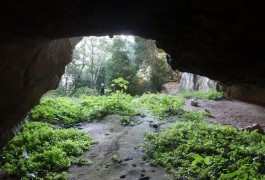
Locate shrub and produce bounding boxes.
[143,121,265,179]
[72,87,98,97]
[30,97,88,124]
[135,93,185,119]
[1,121,94,179]
[30,93,139,125]
[180,90,226,100]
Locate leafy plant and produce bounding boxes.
[143,121,265,179]
[111,154,119,162]
[111,77,129,93]
[30,97,88,124]
[0,121,95,179]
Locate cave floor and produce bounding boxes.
[68,113,173,180]
[184,99,265,131]
[68,99,265,180]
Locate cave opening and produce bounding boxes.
[1,35,265,180]
[1,1,265,178]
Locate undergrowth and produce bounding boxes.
[143,121,265,179]
[180,90,226,100]
[30,93,139,125]
[1,121,95,179]
[136,93,185,119]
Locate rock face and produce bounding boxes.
[178,73,217,91]
[163,73,217,94]
[1,1,265,147]
[0,38,76,148]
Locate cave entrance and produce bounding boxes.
[53,35,180,97]
[2,36,265,180]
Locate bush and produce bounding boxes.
[180,90,226,100]
[30,97,88,124]
[1,121,94,179]
[72,87,98,97]
[143,121,265,179]
[30,93,139,125]
[81,93,139,125]
[135,93,185,119]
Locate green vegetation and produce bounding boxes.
[30,78,140,126]
[143,121,265,179]
[1,121,94,179]
[136,93,185,119]
[30,93,139,126]
[58,36,177,96]
[180,90,226,100]
[31,91,222,125]
[30,97,87,124]
[2,90,236,179]
[111,154,119,162]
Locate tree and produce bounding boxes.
[57,35,177,96]
[104,36,138,94]
[62,36,111,95]
[133,37,175,93]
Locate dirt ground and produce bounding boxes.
[184,99,265,131]
[68,114,173,180]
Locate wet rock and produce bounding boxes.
[120,175,126,179]
[139,177,150,180]
[124,157,133,161]
[150,123,159,129]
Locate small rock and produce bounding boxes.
[242,123,265,135]
[190,99,198,106]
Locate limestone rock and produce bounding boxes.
[178,73,217,91]
[0,38,79,148]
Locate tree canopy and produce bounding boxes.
[56,35,178,96]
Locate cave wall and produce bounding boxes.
[0,38,76,148]
[1,0,265,148]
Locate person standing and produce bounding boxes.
[100,83,105,95]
